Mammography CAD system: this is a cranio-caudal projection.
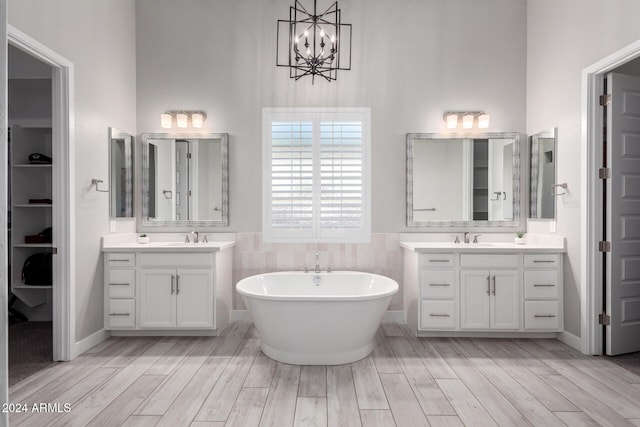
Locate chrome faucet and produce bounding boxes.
[315,251,321,273]
[191,231,199,243]
[464,232,471,244]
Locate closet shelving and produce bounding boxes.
[10,124,53,308]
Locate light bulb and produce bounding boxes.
[478,113,490,128]
[294,35,299,43]
[320,29,325,37]
[191,112,204,128]
[446,113,458,129]
[462,114,474,129]
[176,113,188,128]
[160,113,172,129]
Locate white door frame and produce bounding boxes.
[582,38,640,355]
[7,25,75,361]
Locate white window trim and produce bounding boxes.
[262,107,371,243]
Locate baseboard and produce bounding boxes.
[382,310,404,324]
[232,309,403,324]
[72,328,110,358]
[557,330,582,352]
[231,310,253,323]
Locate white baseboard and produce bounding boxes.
[231,310,403,324]
[557,330,582,352]
[382,310,404,324]
[72,328,110,358]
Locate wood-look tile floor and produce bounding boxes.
[8,322,640,426]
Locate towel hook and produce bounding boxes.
[91,179,109,193]
[551,183,568,196]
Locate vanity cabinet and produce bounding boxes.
[403,244,564,337]
[138,268,213,328]
[103,245,233,335]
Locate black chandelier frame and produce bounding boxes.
[276,0,352,83]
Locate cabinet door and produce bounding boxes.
[176,269,214,328]
[139,269,176,328]
[460,270,491,329]
[490,270,521,330]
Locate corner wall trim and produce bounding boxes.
[557,330,582,352]
[72,329,110,358]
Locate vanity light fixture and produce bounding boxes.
[276,0,352,83]
[159,111,207,129]
[443,111,490,130]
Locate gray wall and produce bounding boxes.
[136,0,527,232]
[526,0,640,337]
[9,0,137,343]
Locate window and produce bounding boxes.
[263,108,371,242]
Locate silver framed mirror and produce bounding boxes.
[406,132,521,228]
[109,127,134,218]
[140,132,229,229]
[529,128,557,220]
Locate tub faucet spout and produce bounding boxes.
[315,252,321,273]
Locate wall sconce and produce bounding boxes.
[443,111,490,130]
[160,111,207,129]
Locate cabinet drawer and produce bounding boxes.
[524,254,560,268]
[419,254,455,268]
[107,269,135,298]
[420,270,455,299]
[107,299,135,329]
[524,271,559,299]
[139,252,213,268]
[525,301,560,330]
[460,254,519,268]
[420,300,456,329]
[106,252,135,267]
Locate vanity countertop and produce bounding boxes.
[400,241,565,253]
[102,233,236,252]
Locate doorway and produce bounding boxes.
[583,39,640,356]
[4,26,74,370]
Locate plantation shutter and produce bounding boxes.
[264,108,370,242]
[320,121,363,229]
[270,121,314,229]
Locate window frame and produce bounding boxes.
[262,107,371,243]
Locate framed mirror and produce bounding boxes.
[141,133,229,228]
[529,128,557,220]
[407,132,521,227]
[109,127,134,218]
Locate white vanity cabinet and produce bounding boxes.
[460,254,521,330]
[103,242,234,335]
[402,242,564,337]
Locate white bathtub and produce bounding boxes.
[236,271,399,365]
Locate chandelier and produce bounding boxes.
[276,0,352,83]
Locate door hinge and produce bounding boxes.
[599,241,611,252]
[600,94,612,106]
[187,152,192,159]
[599,168,611,179]
[51,247,58,255]
[599,312,611,326]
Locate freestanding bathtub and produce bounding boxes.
[236,271,399,365]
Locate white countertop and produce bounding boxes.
[102,233,236,252]
[399,241,565,253]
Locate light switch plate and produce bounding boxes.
[109,219,116,232]
[549,220,557,233]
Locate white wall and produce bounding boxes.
[527,0,640,337]
[8,0,137,342]
[136,0,527,232]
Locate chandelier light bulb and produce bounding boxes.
[320,29,325,37]
[294,35,299,43]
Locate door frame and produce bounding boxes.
[7,25,75,361]
[582,38,640,355]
